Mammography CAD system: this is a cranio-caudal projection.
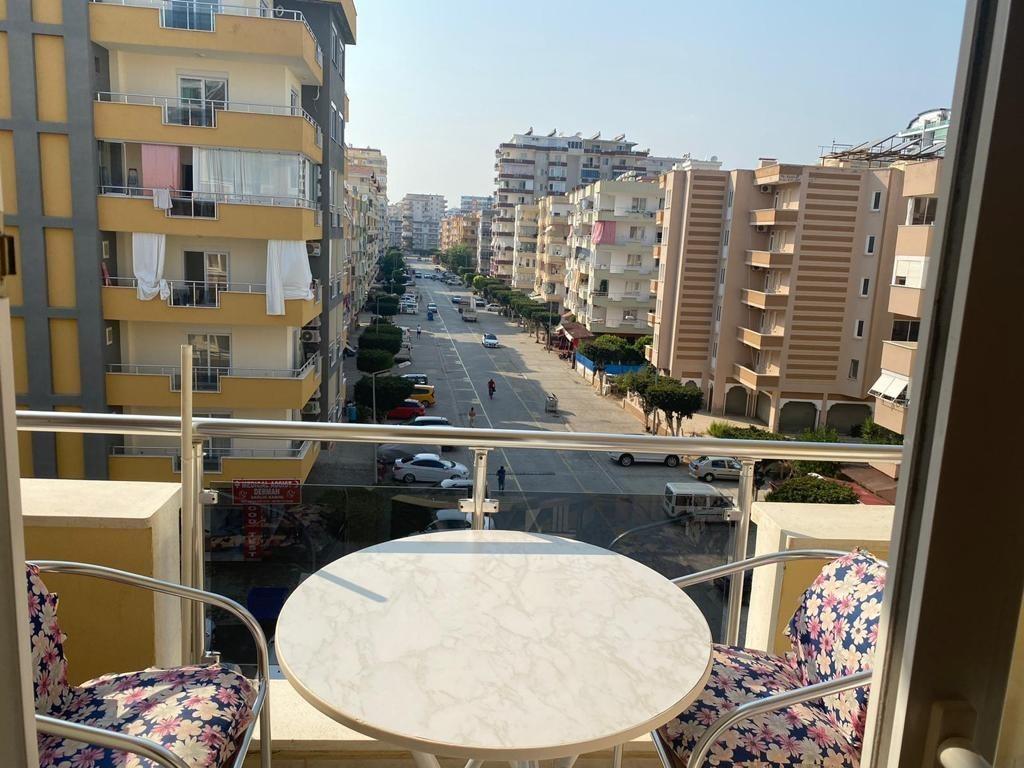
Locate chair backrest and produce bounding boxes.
[786,550,887,750]
[26,564,72,715]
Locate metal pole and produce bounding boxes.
[371,371,378,424]
[725,459,755,645]
[179,345,194,663]
[471,448,489,530]
[191,439,205,663]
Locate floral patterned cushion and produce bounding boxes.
[659,645,859,767]
[785,550,886,749]
[37,664,257,768]
[27,564,73,716]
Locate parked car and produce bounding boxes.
[402,415,454,450]
[474,298,486,308]
[385,400,426,420]
[409,384,436,407]
[607,452,681,468]
[392,454,469,484]
[688,455,743,482]
[378,443,442,463]
[450,296,462,305]
[484,303,502,312]
[401,373,429,385]
[437,478,474,490]
[482,333,500,348]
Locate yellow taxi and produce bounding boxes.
[409,384,436,407]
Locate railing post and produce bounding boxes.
[471,448,490,530]
[179,345,194,663]
[191,438,206,664]
[726,459,756,645]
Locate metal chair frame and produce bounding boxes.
[30,560,271,768]
[652,549,886,768]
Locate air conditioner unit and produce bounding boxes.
[300,330,321,343]
[302,401,321,415]
[759,185,772,194]
[755,225,769,233]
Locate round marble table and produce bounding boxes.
[275,530,712,765]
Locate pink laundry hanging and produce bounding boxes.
[141,145,181,190]
[592,220,616,244]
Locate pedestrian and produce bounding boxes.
[416,324,422,337]
[487,378,496,400]
[496,465,506,493]
[468,406,476,428]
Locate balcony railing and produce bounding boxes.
[90,0,323,65]
[97,185,318,218]
[107,354,321,391]
[96,92,319,132]
[106,276,322,306]
[111,441,313,473]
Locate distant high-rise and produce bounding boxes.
[458,195,493,214]
[398,194,446,252]
[345,146,388,335]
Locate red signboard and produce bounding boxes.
[231,479,301,505]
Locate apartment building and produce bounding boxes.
[476,207,494,274]
[650,159,904,434]
[1,0,356,481]
[490,130,684,282]
[511,204,539,290]
[563,180,662,336]
[458,195,493,214]
[398,193,445,252]
[534,196,571,309]
[439,211,479,253]
[386,203,403,249]
[869,158,941,445]
[345,146,388,335]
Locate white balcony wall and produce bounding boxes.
[116,233,271,286]
[109,50,304,108]
[120,322,296,371]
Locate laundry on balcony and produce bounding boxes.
[266,240,315,315]
[152,187,172,210]
[130,232,169,301]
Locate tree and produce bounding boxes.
[358,331,402,355]
[440,244,473,272]
[859,417,904,445]
[370,294,400,318]
[766,476,859,504]
[649,380,704,436]
[617,366,660,431]
[363,323,402,339]
[632,335,653,353]
[353,375,414,420]
[356,348,394,374]
[472,275,491,292]
[792,426,841,477]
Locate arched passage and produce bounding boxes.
[779,401,818,434]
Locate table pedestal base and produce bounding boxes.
[411,754,586,768]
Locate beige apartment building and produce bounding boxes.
[564,179,662,336]
[439,212,480,253]
[534,196,571,309]
[650,159,905,433]
[511,204,539,290]
[869,158,941,440]
[345,146,387,341]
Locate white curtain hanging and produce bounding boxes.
[132,232,168,300]
[194,147,309,205]
[266,240,314,315]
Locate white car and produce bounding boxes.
[437,478,474,490]
[427,302,438,312]
[393,453,469,483]
[423,509,495,532]
[484,303,502,312]
[482,333,500,348]
[607,452,681,468]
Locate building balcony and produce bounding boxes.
[94,94,322,161]
[895,224,935,258]
[746,247,794,269]
[597,208,657,222]
[881,340,918,377]
[734,362,781,389]
[753,164,804,186]
[97,188,321,241]
[737,326,785,350]
[888,284,924,318]
[872,396,907,434]
[88,0,324,85]
[101,279,322,327]
[109,440,320,483]
[105,356,322,409]
[750,207,799,227]
[741,287,790,310]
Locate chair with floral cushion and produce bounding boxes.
[27,560,271,768]
[651,548,887,768]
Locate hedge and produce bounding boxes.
[765,476,859,504]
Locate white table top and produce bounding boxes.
[275,530,712,760]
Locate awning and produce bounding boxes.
[869,370,910,402]
[556,321,594,342]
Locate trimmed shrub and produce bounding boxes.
[707,421,787,441]
[358,333,402,355]
[766,476,859,504]
[356,348,394,374]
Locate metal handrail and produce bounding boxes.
[111,442,311,460]
[107,354,320,380]
[36,716,190,768]
[670,548,878,588]
[30,560,271,768]
[98,185,317,210]
[15,410,905,462]
[96,91,319,129]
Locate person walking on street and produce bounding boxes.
[487,378,496,400]
[468,406,476,428]
[496,465,506,492]
[416,324,422,337]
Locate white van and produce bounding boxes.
[663,480,739,522]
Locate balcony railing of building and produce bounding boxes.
[90,0,323,65]
[107,354,321,392]
[106,276,322,307]
[98,185,319,218]
[96,92,320,142]
[111,440,314,473]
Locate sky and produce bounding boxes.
[344,0,966,207]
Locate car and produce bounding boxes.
[422,509,495,532]
[437,478,474,490]
[607,451,682,468]
[401,373,429,385]
[427,303,438,312]
[409,384,436,407]
[482,333,499,348]
[450,296,462,305]
[688,455,743,482]
[484,303,502,312]
[392,454,469,484]
[385,400,426,420]
[378,443,442,463]
[403,415,451,427]
[474,297,486,308]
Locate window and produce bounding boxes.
[626,253,642,266]
[331,25,340,68]
[893,257,926,288]
[189,333,231,390]
[909,196,938,225]
[105,327,113,346]
[623,310,638,322]
[335,109,343,144]
[290,89,299,112]
[871,190,882,211]
[860,278,870,296]
[631,197,647,212]
[330,103,337,142]
[726,186,734,208]
[849,359,860,379]
[865,235,877,254]
[712,341,718,358]
[719,268,725,284]
[628,225,642,240]
[891,319,921,342]
[854,319,865,338]
[715,305,721,322]
[722,229,730,247]
[175,76,227,127]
